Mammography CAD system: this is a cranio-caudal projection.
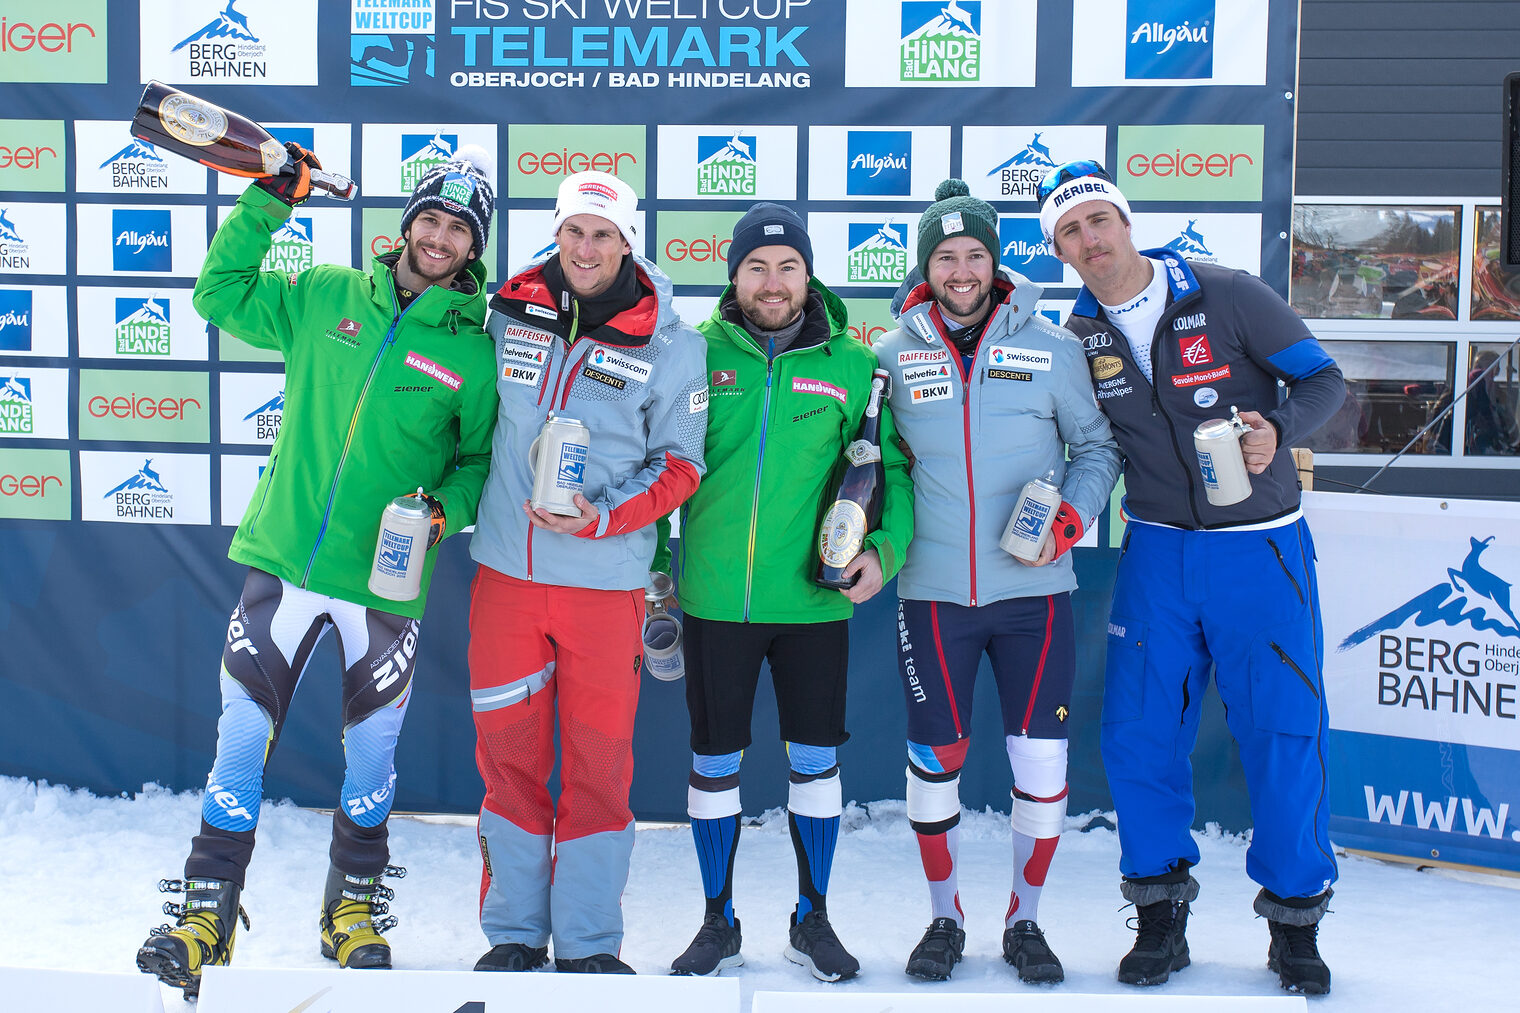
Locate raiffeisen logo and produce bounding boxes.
[1341,536,1520,649]
[242,389,284,441]
[103,458,174,519]
[0,289,32,352]
[99,137,170,191]
[1126,0,1213,80]
[0,207,32,270]
[696,134,757,197]
[112,208,173,272]
[985,132,1058,199]
[900,1,981,82]
[846,221,909,284]
[0,375,34,434]
[1163,219,1215,261]
[115,296,172,356]
[997,218,1061,283]
[172,0,268,80]
[847,130,912,197]
[400,131,456,191]
[263,217,314,274]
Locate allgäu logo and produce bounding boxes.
[1125,0,1213,81]
[1339,536,1520,648]
[112,209,173,273]
[847,130,913,197]
[997,218,1062,283]
[0,290,32,352]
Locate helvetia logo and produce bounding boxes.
[1340,536,1520,649]
[0,289,32,352]
[899,1,981,82]
[985,132,1058,199]
[112,208,173,272]
[400,132,457,191]
[263,217,314,274]
[242,389,284,441]
[0,375,35,434]
[0,207,32,270]
[1164,220,1214,259]
[103,458,174,518]
[98,138,169,190]
[846,130,912,197]
[1126,0,1213,80]
[846,221,909,284]
[114,296,171,356]
[696,134,758,197]
[172,0,268,80]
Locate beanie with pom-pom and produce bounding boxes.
[400,143,497,255]
[916,178,1000,279]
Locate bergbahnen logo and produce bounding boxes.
[0,375,35,434]
[900,0,981,82]
[847,221,909,284]
[1163,219,1215,260]
[986,132,1059,199]
[171,0,268,79]
[1126,0,1213,80]
[112,208,173,272]
[103,457,174,518]
[242,389,284,441]
[0,207,33,270]
[98,137,170,191]
[0,119,65,192]
[696,134,757,197]
[847,130,912,197]
[263,217,314,274]
[400,132,457,191]
[0,289,32,351]
[998,217,1062,283]
[115,296,172,356]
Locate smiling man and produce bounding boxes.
[467,170,708,975]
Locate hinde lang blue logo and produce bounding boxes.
[112,209,172,272]
[1126,0,1214,80]
[847,130,913,197]
[998,217,1062,283]
[0,289,32,351]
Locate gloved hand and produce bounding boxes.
[1050,502,1085,559]
[254,142,322,206]
[417,493,446,548]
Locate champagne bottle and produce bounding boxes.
[816,368,890,589]
[130,81,357,200]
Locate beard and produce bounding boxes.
[738,288,807,331]
[931,280,991,323]
[404,241,471,288]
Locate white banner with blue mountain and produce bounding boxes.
[1304,491,1520,872]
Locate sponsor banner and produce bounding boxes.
[79,450,210,524]
[656,210,746,287]
[352,0,435,34]
[78,369,209,443]
[219,452,268,526]
[220,372,285,444]
[1132,212,1261,275]
[1117,124,1263,201]
[0,202,69,276]
[508,124,646,198]
[0,0,108,83]
[216,206,353,272]
[997,215,1070,285]
[1071,0,1267,88]
[140,0,319,86]
[0,285,69,357]
[962,126,1108,203]
[0,119,67,192]
[844,0,1037,89]
[505,208,646,280]
[216,123,354,195]
[656,125,797,201]
[842,297,895,347]
[360,123,499,198]
[350,0,437,87]
[807,213,919,289]
[75,204,207,278]
[74,120,207,195]
[0,368,70,440]
[0,448,71,520]
[671,295,718,331]
[76,287,208,361]
[807,125,951,202]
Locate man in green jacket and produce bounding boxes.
[136,143,499,998]
[667,204,914,982]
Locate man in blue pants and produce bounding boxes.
[1044,160,1345,995]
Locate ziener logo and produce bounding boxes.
[899,0,981,82]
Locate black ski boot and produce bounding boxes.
[319,864,404,968]
[137,877,250,999]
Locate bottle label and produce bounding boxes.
[158,94,229,147]
[258,138,289,176]
[842,438,882,466]
[819,500,867,568]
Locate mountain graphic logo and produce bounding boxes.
[266,217,315,274]
[0,208,25,244]
[352,35,435,87]
[900,1,982,82]
[1164,220,1214,258]
[114,295,173,356]
[1338,536,1520,650]
[846,221,909,284]
[0,374,34,434]
[272,218,313,244]
[987,132,1057,175]
[173,0,260,51]
[105,459,170,498]
[99,139,168,170]
[243,390,285,420]
[0,375,32,403]
[401,132,458,191]
[696,134,758,197]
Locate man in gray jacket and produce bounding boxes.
[874,179,1120,984]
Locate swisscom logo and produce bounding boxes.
[900,1,981,82]
[115,296,172,356]
[112,209,172,272]
[696,134,757,197]
[998,218,1062,284]
[0,375,34,434]
[847,130,912,197]
[0,290,32,351]
[1126,0,1213,80]
[847,221,909,284]
[400,132,457,191]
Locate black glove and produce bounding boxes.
[418,493,446,548]
[254,142,322,206]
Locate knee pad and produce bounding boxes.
[785,742,836,776]
[688,751,742,820]
[202,677,272,832]
[906,761,961,834]
[1011,787,1068,839]
[1006,735,1068,798]
[788,767,841,820]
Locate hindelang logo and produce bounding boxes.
[900,0,982,82]
[1164,220,1214,259]
[264,217,314,274]
[998,218,1062,283]
[112,208,172,272]
[1126,0,1213,80]
[0,289,33,351]
[103,458,174,519]
[400,132,457,191]
[1118,125,1262,201]
[172,0,268,80]
[115,296,172,355]
[985,132,1059,199]
[0,207,32,270]
[846,221,909,284]
[99,138,169,190]
[847,130,912,197]
[696,134,757,197]
[0,375,35,434]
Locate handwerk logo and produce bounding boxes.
[1126,0,1213,80]
[846,221,909,284]
[0,289,32,352]
[115,296,172,356]
[112,208,172,272]
[0,375,35,434]
[1339,536,1520,648]
[98,138,169,190]
[264,217,314,275]
[900,1,982,82]
[171,0,268,80]
[696,134,758,197]
[1163,220,1214,259]
[847,130,912,197]
[985,132,1058,199]
[400,132,457,191]
[997,218,1062,283]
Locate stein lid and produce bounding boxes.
[388,493,431,516]
[1194,418,1236,440]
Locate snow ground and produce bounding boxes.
[1,776,1515,1010]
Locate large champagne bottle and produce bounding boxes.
[131,81,357,200]
[816,368,890,589]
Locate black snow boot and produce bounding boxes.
[1118,899,1191,985]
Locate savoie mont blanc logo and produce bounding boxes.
[0,290,32,352]
[1126,0,1213,80]
[172,0,268,80]
[847,221,909,284]
[104,458,174,519]
[0,376,35,434]
[696,134,757,197]
[986,132,1059,199]
[0,208,33,271]
[400,132,457,192]
[115,296,172,356]
[99,138,170,190]
[900,1,981,82]
[263,217,314,274]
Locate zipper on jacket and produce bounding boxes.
[1266,536,1306,604]
[1271,641,1320,698]
[936,305,994,608]
[742,348,777,621]
[248,453,278,535]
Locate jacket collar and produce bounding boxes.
[897,267,1041,346]
[1071,248,1202,319]
[370,248,487,328]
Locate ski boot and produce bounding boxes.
[319,864,405,969]
[136,877,250,999]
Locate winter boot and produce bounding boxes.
[476,942,549,971]
[136,877,250,999]
[1117,899,1191,985]
[905,916,965,980]
[1003,919,1064,983]
[556,953,636,973]
[1268,920,1332,995]
[319,864,403,969]
[784,908,860,982]
[671,913,744,976]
